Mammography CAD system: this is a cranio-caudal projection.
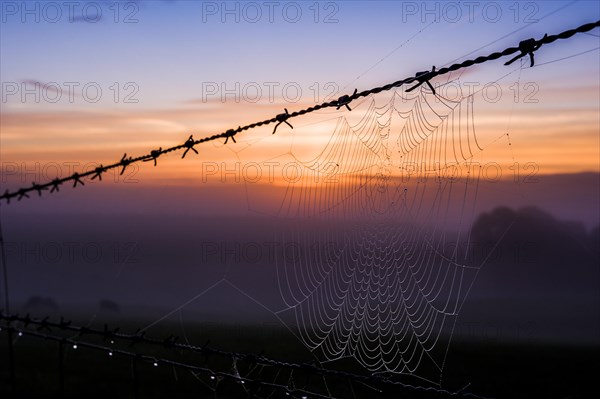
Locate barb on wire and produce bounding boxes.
[120,153,133,175]
[0,20,598,205]
[143,148,163,166]
[17,189,29,201]
[32,183,47,197]
[406,66,437,94]
[91,165,106,181]
[273,108,293,134]
[224,128,238,144]
[505,34,547,66]
[336,89,358,111]
[182,135,198,158]
[50,179,61,193]
[72,173,85,188]
[0,312,489,398]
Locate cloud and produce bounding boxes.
[20,79,78,98]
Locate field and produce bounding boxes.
[1,317,599,398]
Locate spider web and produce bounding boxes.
[269,84,485,380]
[137,63,528,391]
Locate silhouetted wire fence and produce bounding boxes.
[0,312,488,398]
[0,20,598,204]
[1,19,599,399]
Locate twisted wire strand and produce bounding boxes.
[1,20,598,204]
[0,312,489,398]
[1,326,333,399]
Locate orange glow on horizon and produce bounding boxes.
[1,85,598,192]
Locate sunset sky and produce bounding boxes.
[0,0,599,224]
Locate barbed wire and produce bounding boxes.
[1,20,598,204]
[0,312,488,398]
[0,326,330,399]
